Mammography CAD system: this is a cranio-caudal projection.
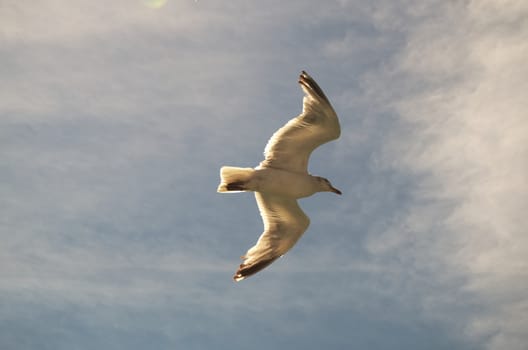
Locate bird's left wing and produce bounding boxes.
[233,192,310,281]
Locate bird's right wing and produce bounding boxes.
[258,71,340,173]
[233,192,310,281]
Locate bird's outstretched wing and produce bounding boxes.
[233,192,310,281]
[258,71,340,174]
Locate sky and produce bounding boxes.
[1,0,527,349]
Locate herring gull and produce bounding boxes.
[217,71,341,281]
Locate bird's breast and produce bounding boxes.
[252,168,316,198]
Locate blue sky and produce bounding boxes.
[1,1,527,349]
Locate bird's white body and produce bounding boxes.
[217,71,341,281]
[220,166,321,199]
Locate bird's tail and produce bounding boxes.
[217,166,255,193]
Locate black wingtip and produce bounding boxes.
[298,71,331,105]
[233,256,280,282]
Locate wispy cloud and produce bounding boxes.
[1,1,527,349]
[363,1,528,348]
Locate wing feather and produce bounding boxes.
[233,192,310,281]
[258,71,340,173]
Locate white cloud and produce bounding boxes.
[2,1,527,349]
[367,1,528,348]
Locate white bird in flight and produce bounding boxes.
[217,71,341,281]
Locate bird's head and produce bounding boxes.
[315,176,342,195]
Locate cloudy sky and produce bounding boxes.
[2,0,527,349]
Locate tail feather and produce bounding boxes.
[217,166,255,193]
